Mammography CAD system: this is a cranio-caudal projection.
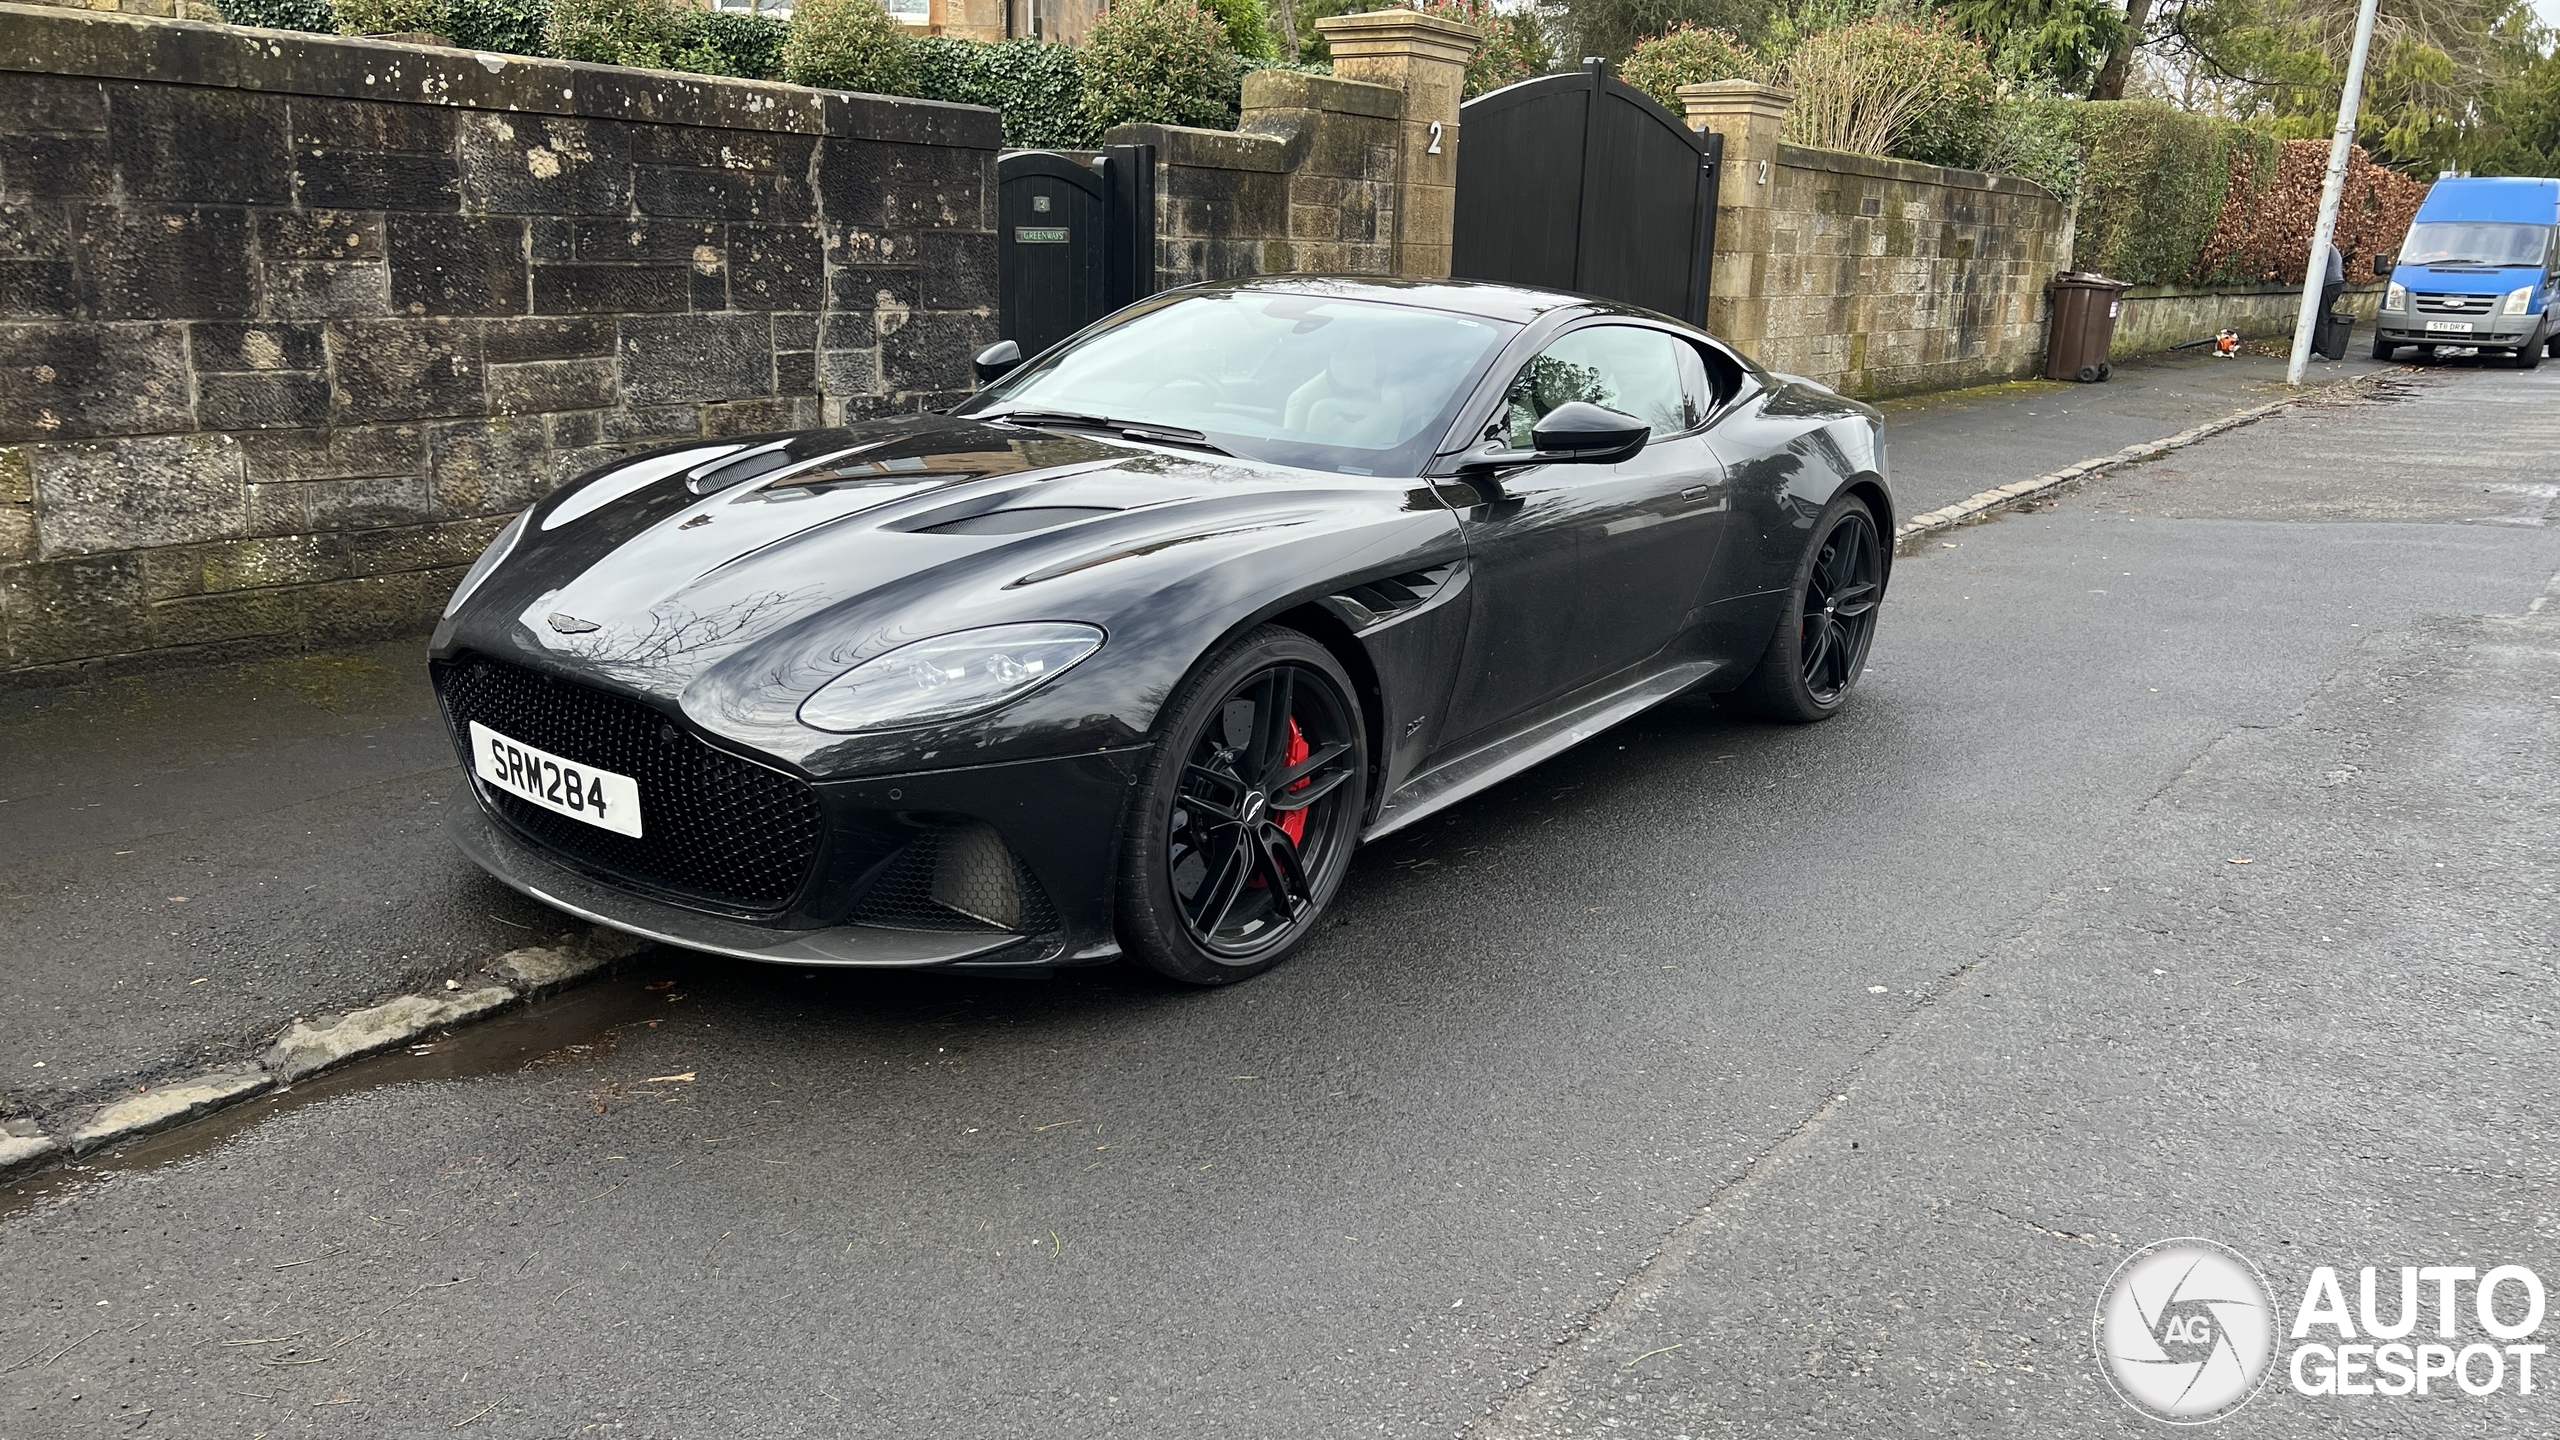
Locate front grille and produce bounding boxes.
[434,654,824,914]
[2415,292,2497,315]
[851,822,1060,935]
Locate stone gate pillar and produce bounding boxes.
[1680,80,1793,352]
[1315,9,1480,279]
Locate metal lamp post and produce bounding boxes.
[2286,0,2384,384]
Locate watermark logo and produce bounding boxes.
[2289,1264,2545,1398]
[2094,1239,2279,1424]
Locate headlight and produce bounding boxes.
[797,623,1105,732]
[2506,285,2536,315]
[2384,282,2407,311]
[441,510,527,618]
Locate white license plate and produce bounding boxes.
[469,720,643,837]
[2425,320,2476,333]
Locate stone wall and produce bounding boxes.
[1104,9,1476,288]
[1751,145,2069,397]
[1109,71,1405,287]
[1679,81,2070,400]
[0,2,999,683]
[2111,281,2385,358]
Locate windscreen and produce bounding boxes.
[962,290,1519,477]
[2401,221,2553,267]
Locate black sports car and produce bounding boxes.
[431,277,1891,983]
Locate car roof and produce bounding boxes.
[1186,274,1634,326]
[2417,176,2560,224]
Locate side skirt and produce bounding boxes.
[1363,661,1719,842]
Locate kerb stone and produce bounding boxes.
[482,926,650,994]
[262,985,519,1083]
[68,1069,270,1155]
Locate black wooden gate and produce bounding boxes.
[996,144,1156,360]
[1451,60,1722,325]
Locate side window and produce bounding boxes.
[1673,342,1710,425]
[1691,340,1747,415]
[1498,325,1694,449]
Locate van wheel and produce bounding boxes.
[2373,336,2397,361]
[2520,340,2544,370]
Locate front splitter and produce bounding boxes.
[448,804,1046,968]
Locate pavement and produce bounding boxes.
[0,647,569,1125]
[3,353,2556,1438]
[1878,346,2399,515]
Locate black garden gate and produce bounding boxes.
[1451,59,1722,325]
[995,144,1157,361]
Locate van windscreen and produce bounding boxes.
[2402,221,2552,267]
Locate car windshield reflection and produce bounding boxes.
[960,290,1519,477]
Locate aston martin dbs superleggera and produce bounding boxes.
[431,276,1892,983]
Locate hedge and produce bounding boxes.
[2065,101,2263,285]
[210,0,337,31]
[1987,99,2428,287]
[2198,138,2426,286]
[908,36,1096,148]
[201,0,1326,148]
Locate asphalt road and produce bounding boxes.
[3,361,2555,1439]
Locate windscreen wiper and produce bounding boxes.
[988,410,1232,455]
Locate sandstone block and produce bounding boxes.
[34,431,243,556]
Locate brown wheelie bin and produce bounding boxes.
[2046,272,2130,382]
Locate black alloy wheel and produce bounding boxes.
[1118,626,1368,984]
[1732,494,1885,723]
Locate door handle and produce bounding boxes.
[1679,484,1719,501]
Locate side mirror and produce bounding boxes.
[972,339,1023,384]
[2372,252,2395,277]
[1529,401,1651,462]
[1459,401,1651,480]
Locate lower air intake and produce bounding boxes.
[853,823,1061,935]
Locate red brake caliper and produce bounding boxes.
[1277,719,1311,846]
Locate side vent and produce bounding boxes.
[1330,563,1460,630]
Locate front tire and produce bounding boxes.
[1116,626,1368,985]
[2373,336,2397,361]
[1732,493,1885,723]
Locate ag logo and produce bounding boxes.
[2095,1239,2279,1423]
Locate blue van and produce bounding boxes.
[2373,176,2560,365]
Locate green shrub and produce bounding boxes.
[1079,0,1237,133]
[780,0,916,93]
[907,36,1098,147]
[332,0,447,34]
[542,0,675,63]
[1621,23,1757,112]
[445,0,548,52]
[1413,0,1553,98]
[210,0,337,32]
[1981,95,2084,201]
[1205,0,1277,60]
[1776,15,1995,169]
[670,10,788,77]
